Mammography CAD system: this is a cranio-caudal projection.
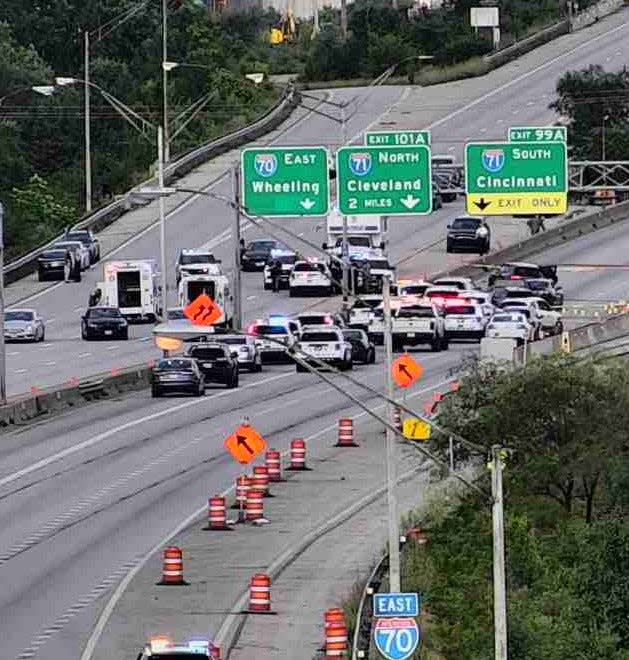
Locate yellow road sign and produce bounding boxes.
[403,418,431,441]
[466,192,567,215]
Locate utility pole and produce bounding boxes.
[340,104,350,312]
[232,166,243,330]
[84,30,92,213]
[491,445,508,660]
[340,0,348,38]
[158,127,168,320]
[162,0,170,163]
[0,202,5,405]
[383,275,401,592]
[312,0,320,36]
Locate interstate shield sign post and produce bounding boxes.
[241,146,330,217]
[336,146,432,216]
[465,141,568,216]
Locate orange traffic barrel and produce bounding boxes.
[248,573,273,613]
[205,495,232,531]
[157,546,188,585]
[246,488,265,522]
[265,449,282,482]
[287,438,309,470]
[232,475,249,509]
[252,465,271,497]
[336,418,358,447]
[325,609,348,657]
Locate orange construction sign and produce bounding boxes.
[224,424,267,464]
[184,294,223,326]
[392,354,424,388]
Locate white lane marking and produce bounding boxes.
[526,101,534,106]
[480,127,487,133]
[497,118,504,124]
[79,374,450,660]
[106,345,119,351]
[246,295,256,301]
[0,372,293,490]
[14,369,27,375]
[41,344,52,349]
[427,18,629,130]
[512,109,519,114]
[78,352,91,358]
[8,351,20,356]
[45,361,56,367]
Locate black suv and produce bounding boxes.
[240,239,287,271]
[446,216,490,254]
[187,343,239,388]
[342,328,376,364]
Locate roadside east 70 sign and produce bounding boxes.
[373,593,420,618]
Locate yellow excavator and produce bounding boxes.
[270,6,296,44]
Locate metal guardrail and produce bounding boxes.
[4,85,298,285]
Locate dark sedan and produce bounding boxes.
[446,216,490,254]
[342,329,376,364]
[240,239,287,271]
[187,344,239,388]
[151,358,205,398]
[38,248,78,282]
[81,306,129,340]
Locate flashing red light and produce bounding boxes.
[247,324,259,335]
[510,275,523,280]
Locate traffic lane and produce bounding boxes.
[425,14,629,160]
[524,218,629,300]
[0,348,466,659]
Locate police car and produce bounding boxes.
[138,636,214,658]
[248,317,299,363]
[296,325,353,372]
[289,259,333,297]
[176,249,220,283]
[396,280,432,298]
[486,311,534,345]
[443,301,487,341]
[348,295,384,330]
[263,249,297,290]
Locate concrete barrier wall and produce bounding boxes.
[3,86,299,285]
[571,0,625,31]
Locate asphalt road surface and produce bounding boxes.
[4,9,628,396]
[2,12,629,660]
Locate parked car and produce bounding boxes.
[151,357,205,397]
[187,343,239,388]
[81,306,129,340]
[341,328,376,364]
[215,334,262,372]
[37,247,80,282]
[4,309,45,342]
[64,229,100,264]
[446,216,490,254]
[241,239,287,271]
[54,240,90,270]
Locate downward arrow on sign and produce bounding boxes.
[474,197,491,211]
[400,195,420,210]
[300,198,316,211]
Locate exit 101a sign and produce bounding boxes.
[509,126,567,142]
[241,146,330,217]
[465,141,568,215]
[365,130,431,147]
[336,146,432,216]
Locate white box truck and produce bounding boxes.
[323,208,385,258]
[178,274,234,328]
[98,259,161,322]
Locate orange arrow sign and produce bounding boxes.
[184,293,223,326]
[224,424,267,464]
[392,354,424,388]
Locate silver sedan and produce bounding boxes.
[4,309,45,342]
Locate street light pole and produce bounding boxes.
[340,103,350,312]
[232,166,243,330]
[602,114,609,162]
[383,275,401,592]
[0,202,5,405]
[84,30,93,213]
[491,445,508,660]
[162,0,170,163]
[158,126,168,320]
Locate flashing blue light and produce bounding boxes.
[187,639,210,653]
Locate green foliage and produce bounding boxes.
[0,3,281,258]
[410,356,629,658]
[550,65,629,160]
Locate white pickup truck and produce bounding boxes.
[392,303,448,352]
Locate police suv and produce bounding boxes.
[443,301,488,341]
[289,259,333,297]
[296,325,353,372]
[176,249,219,283]
[391,303,448,352]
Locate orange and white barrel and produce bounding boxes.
[248,573,272,613]
[208,495,229,530]
[265,449,282,482]
[160,546,185,585]
[336,418,357,447]
[246,489,264,521]
[252,465,270,496]
[288,439,307,470]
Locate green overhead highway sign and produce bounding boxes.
[465,141,568,215]
[241,146,330,217]
[509,126,567,142]
[336,145,432,216]
[365,130,431,146]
